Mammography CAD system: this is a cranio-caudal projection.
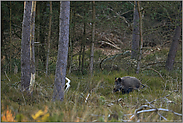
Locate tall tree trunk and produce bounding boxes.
[39,2,46,69]
[53,1,70,101]
[136,1,143,74]
[69,7,76,74]
[1,8,4,72]
[29,1,36,94]
[35,2,40,76]
[165,2,181,71]
[131,1,140,60]
[68,8,74,74]
[46,1,52,76]
[165,26,181,71]
[9,1,12,73]
[79,37,83,72]
[90,1,95,77]
[81,2,87,75]
[21,1,32,92]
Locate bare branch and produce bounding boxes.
[143,67,165,81]
[107,7,130,27]
[98,41,121,50]
[4,71,11,82]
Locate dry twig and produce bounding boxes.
[127,94,182,122]
[143,67,165,81]
[4,71,10,82]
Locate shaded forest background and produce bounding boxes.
[1,1,182,75]
[1,1,182,122]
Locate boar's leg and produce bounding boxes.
[127,88,133,93]
[113,88,118,92]
[122,88,133,94]
[122,88,129,94]
[121,89,126,94]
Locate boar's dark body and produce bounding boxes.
[113,76,145,94]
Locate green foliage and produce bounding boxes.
[1,60,182,121]
[15,114,24,122]
[98,116,105,122]
[48,112,64,122]
[99,96,106,105]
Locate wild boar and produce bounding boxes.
[113,76,145,94]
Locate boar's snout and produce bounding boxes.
[113,87,121,92]
[113,82,122,92]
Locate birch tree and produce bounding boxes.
[53,1,70,101]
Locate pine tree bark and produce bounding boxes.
[131,1,140,60]
[9,1,12,73]
[90,1,95,77]
[53,1,70,101]
[136,1,143,74]
[165,2,181,71]
[68,7,75,74]
[21,1,32,92]
[79,37,83,72]
[35,2,40,76]
[68,9,72,74]
[39,2,46,68]
[165,26,181,71]
[46,1,52,76]
[81,2,87,75]
[29,1,36,94]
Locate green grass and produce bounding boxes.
[1,69,182,122]
[1,47,182,122]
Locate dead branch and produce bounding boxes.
[96,31,120,47]
[107,8,130,27]
[143,67,165,81]
[99,50,131,70]
[121,9,133,16]
[102,35,116,45]
[158,108,182,116]
[4,71,11,82]
[98,41,120,50]
[148,91,176,104]
[100,55,109,70]
[135,107,182,117]
[129,104,182,122]
[128,93,182,122]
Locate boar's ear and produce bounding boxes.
[118,78,121,81]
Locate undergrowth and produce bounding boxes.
[1,48,182,122]
[1,69,182,122]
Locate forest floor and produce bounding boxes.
[1,46,182,122]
